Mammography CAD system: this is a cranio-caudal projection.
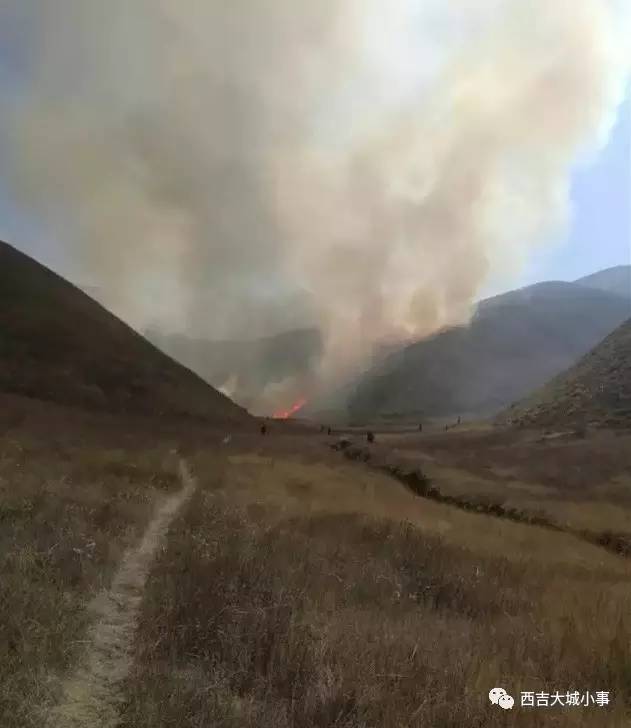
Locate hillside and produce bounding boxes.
[346,280,631,422]
[0,241,251,423]
[502,318,631,428]
[575,265,631,299]
[146,327,323,409]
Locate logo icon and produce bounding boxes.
[489,688,514,710]
[499,694,515,710]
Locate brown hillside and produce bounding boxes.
[502,318,631,428]
[0,241,250,424]
[347,281,631,423]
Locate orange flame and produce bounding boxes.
[273,397,307,420]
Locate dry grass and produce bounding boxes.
[377,427,631,538]
[502,318,631,429]
[0,418,181,727]
[5,396,631,727]
[120,449,631,727]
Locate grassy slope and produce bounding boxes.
[120,445,631,727]
[0,240,250,424]
[503,319,631,429]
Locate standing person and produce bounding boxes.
[367,431,375,444]
[260,423,267,436]
[418,423,423,433]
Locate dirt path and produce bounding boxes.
[46,459,197,728]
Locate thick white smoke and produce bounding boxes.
[1,0,629,411]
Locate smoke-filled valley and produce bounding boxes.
[1,0,630,413]
[4,5,631,726]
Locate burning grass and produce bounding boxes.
[120,451,631,727]
[273,397,308,420]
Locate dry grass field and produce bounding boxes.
[117,434,631,727]
[0,394,187,727]
[375,426,631,540]
[3,388,631,727]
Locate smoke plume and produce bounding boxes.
[1,0,629,412]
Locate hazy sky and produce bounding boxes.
[517,86,630,288]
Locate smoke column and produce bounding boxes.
[1,0,629,410]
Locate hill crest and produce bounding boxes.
[0,241,251,424]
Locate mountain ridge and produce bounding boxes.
[574,265,631,299]
[344,277,630,422]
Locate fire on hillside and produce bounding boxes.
[273,397,307,420]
